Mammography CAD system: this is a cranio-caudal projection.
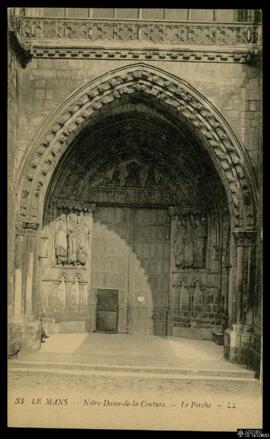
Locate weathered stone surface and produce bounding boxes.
[8,10,262,380]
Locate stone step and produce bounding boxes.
[9,360,256,380]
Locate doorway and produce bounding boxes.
[96,289,119,333]
[90,206,171,336]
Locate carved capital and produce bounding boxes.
[233,230,257,247]
[16,221,39,236]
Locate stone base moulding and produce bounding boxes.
[224,324,253,364]
[8,318,42,354]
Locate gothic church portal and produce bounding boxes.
[8,8,262,376]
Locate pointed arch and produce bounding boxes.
[16,63,257,229]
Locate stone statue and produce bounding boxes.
[173,216,185,268]
[179,280,189,310]
[156,173,166,188]
[56,275,67,306]
[145,167,156,187]
[76,212,90,265]
[110,166,121,186]
[54,214,67,265]
[194,216,207,268]
[184,215,194,268]
[67,213,78,265]
[125,161,140,187]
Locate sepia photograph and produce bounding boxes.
[7,7,263,431]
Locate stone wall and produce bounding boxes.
[8,43,18,316]
[15,58,262,180]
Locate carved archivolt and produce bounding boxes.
[17,64,256,228]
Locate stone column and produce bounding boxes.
[224,229,257,363]
[233,230,257,326]
[25,234,36,317]
[38,234,49,313]
[13,227,24,321]
[9,222,40,352]
[167,207,184,335]
[168,208,177,313]
[86,204,96,332]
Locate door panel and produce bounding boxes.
[90,207,131,332]
[96,289,119,333]
[131,208,171,336]
[90,206,171,335]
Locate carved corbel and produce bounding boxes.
[246,49,262,66]
[9,30,32,68]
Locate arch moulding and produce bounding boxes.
[16,63,257,231]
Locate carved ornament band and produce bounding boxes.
[12,17,261,65]
[14,17,261,46]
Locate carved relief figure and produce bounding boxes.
[173,216,185,268]
[179,280,189,310]
[156,172,166,188]
[56,275,67,306]
[110,165,121,186]
[67,213,78,265]
[193,216,207,268]
[55,214,67,265]
[79,284,88,308]
[125,161,141,187]
[184,215,194,267]
[76,212,90,265]
[69,277,80,306]
[193,280,203,315]
[145,167,156,187]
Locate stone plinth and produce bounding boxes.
[42,317,56,335]
[224,324,253,364]
[23,320,41,352]
[172,326,213,341]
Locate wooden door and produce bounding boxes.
[131,208,171,335]
[90,206,171,335]
[96,289,119,333]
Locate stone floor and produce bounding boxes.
[8,333,262,431]
[14,333,253,371]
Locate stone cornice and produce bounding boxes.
[12,16,262,65]
[29,45,260,64]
